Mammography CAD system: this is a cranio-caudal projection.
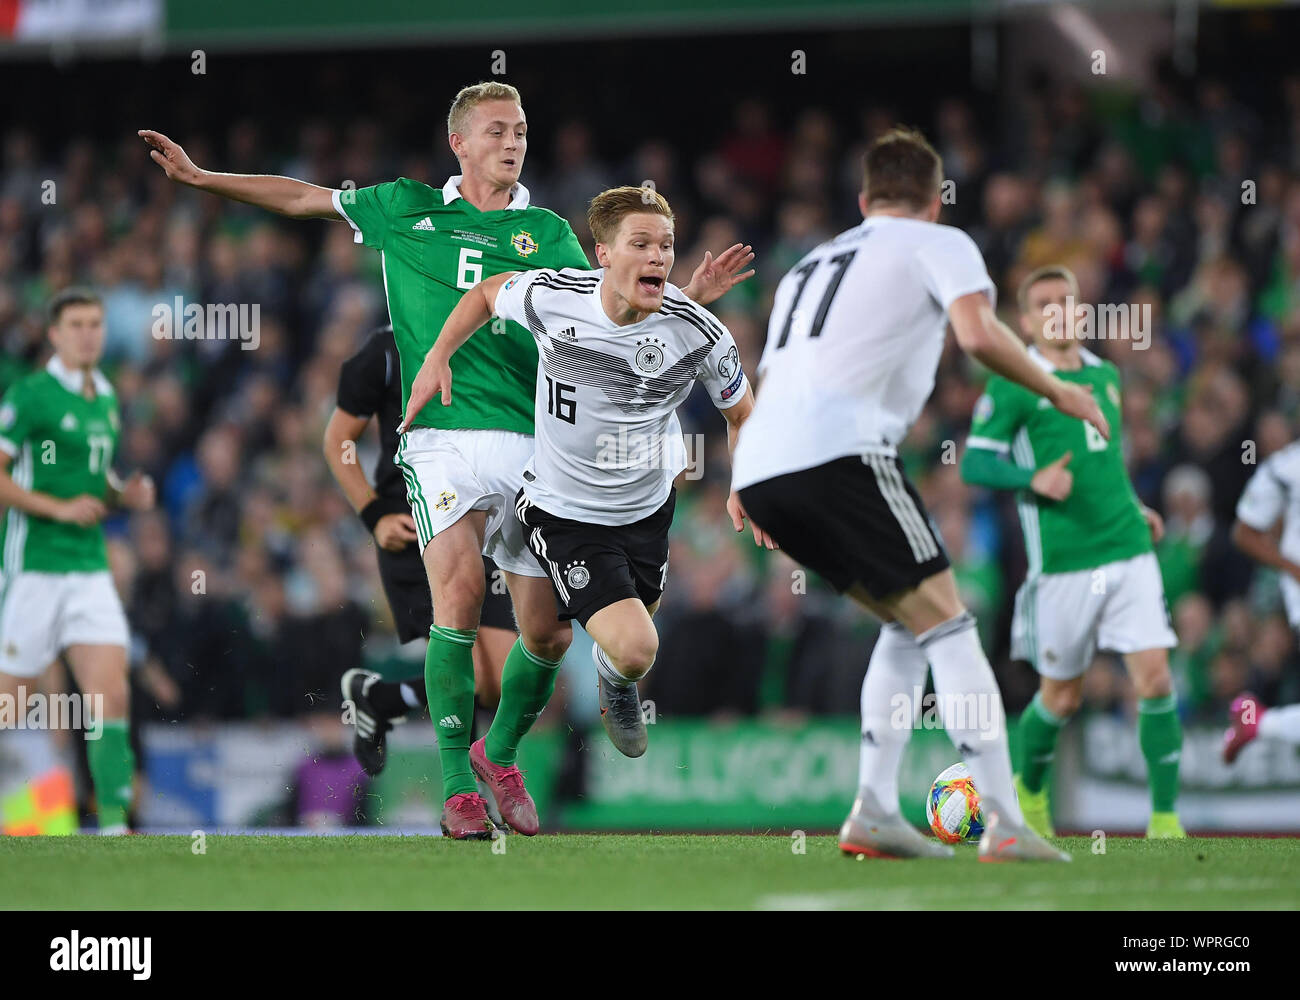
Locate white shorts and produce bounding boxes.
[1011,552,1177,680]
[394,426,544,578]
[0,570,129,678]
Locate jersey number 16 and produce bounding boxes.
[546,377,577,424]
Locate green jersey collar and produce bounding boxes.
[441,175,530,211]
[1027,344,1102,372]
[47,354,113,399]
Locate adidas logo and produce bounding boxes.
[61,413,77,431]
[438,714,463,730]
[413,217,436,232]
[557,326,576,339]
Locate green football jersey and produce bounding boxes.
[334,176,589,433]
[0,357,120,574]
[966,347,1150,575]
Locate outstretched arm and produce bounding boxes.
[400,271,518,431]
[948,292,1109,440]
[721,387,776,549]
[139,129,340,219]
[1233,519,1300,583]
[681,243,756,306]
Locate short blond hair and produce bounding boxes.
[1017,265,1079,314]
[447,81,523,137]
[587,186,675,245]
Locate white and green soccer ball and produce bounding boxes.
[926,762,985,844]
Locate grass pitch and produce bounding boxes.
[2,834,1295,910]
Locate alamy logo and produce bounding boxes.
[49,931,151,980]
[151,297,260,351]
[438,714,463,730]
[1,686,104,740]
[1043,295,1152,351]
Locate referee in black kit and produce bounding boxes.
[324,325,519,787]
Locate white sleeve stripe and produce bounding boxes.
[965,436,1010,454]
[332,189,363,245]
[0,435,17,457]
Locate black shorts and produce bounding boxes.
[375,546,515,643]
[516,488,674,628]
[737,454,949,601]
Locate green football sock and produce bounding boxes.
[1138,694,1182,813]
[1017,692,1065,794]
[86,718,135,830]
[426,625,478,801]
[485,639,562,767]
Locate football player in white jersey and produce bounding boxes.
[403,185,769,780]
[732,127,1108,862]
[1223,441,1300,761]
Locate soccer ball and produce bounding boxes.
[926,762,985,844]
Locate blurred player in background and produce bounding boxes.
[733,128,1108,862]
[403,186,767,785]
[141,81,749,839]
[1223,442,1300,761]
[0,289,155,833]
[961,265,1185,839]
[323,324,516,791]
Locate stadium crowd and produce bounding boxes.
[2,57,1299,741]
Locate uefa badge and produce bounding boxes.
[565,560,590,590]
[634,337,665,374]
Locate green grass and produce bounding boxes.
[2,835,1296,910]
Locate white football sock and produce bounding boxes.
[1259,704,1300,744]
[592,643,636,687]
[915,611,1024,827]
[858,622,929,814]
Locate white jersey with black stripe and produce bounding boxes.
[493,267,748,525]
[731,215,994,491]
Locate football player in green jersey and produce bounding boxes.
[0,289,156,833]
[960,265,1185,839]
[139,81,752,838]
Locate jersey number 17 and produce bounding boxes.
[772,249,858,349]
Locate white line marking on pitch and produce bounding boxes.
[756,877,1287,911]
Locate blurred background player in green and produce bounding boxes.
[960,265,1185,840]
[139,82,751,838]
[0,289,155,833]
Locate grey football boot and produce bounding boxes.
[977,798,1072,862]
[839,789,955,859]
[597,675,648,758]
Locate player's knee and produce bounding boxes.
[1042,684,1082,719]
[97,682,129,718]
[432,567,486,627]
[523,621,572,664]
[607,632,658,680]
[1133,662,1173,700]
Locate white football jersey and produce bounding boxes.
[1236,441,1300,627]
[731,215,994,491]
[493,267,747,525]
